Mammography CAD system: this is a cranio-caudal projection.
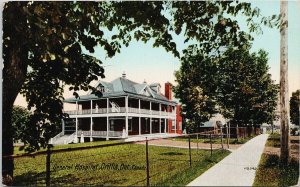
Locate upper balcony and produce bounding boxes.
[64,96,177,117]
[64,107,175,116]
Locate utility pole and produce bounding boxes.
[298,93,300,127]
[280,0,290,165]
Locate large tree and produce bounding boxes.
[290,90,300,126]
[174,48,219,131]
[217,47,278,127]
[2,1,278,183]
[174,46,278,129]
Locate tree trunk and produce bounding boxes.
[2,47,27,184]
[280,0,290,165]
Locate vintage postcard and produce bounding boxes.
[1,1,299,186]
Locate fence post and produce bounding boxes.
[196,134,199,154]
[229,121,231,140]
[236,124,239,142]
[210,133,212,157]
[46,145,51,186]
[145,137,150,187]
[221,127,224,150]
[188,135,192,167]
[226,124,229,149]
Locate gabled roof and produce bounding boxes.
[64,77,177,105]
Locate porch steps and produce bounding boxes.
[51,134,75,145]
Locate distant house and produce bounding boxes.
[51,73,182,144]
[199,114,226,132]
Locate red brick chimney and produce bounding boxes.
[165,82,172,100]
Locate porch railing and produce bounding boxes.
[108,131,123,137]
[77,130,91,136]
[92,131,107,136]
[152,110,160,115]
[93,108,107,114]
[128,107,139,113]
[108,107,126,113]
[140,109,151,114]
[77,130,123,137]
[161,111,168,116]
[65,108,175,116]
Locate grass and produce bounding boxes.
[253,154,299,186]
[156,149,229,186]
[174,135,256,145]
[14,140,122,155]
[265,133,281,147]
[13,143,230,186]
[253,133,299,186]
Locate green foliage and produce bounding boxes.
[217,47,279,126]
[174,46,278,129]
[3,1,279,152]
[290,89,300,126]
[12,106,31,143]
[174,49,219,128]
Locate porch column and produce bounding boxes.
[90,100,93,114]
[150,117,152,134]
[125,96,128,113]
[125,96,129,137]
[174,119,177,134]
[164,118,167,133]
[106,117,109,140]
[139,99,141,114]
[75,118,78,134]
[61,119,65,135]
[159,103,161,116]
[76,101,78,115]
[90,117,93,142]
[159,118,161,133]
[139,117,141,135]
[107,98,109,113]
[125,116,128,137]
[75,117,78,143]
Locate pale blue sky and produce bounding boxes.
[14,1,300,108]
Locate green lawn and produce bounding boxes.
[174,134,256,145]
[265,133,281,147]
[13,143,230,186]
[253,154,299,186]
[253,133,299,186]
[14,140,122,155]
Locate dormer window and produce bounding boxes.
[98,85,110,93]
[150,83,161,93]
[142,88,150,96]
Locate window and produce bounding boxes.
[110,120,114,131]
[179,122,182,130]
[172,120,176,130]
[128,119,132,131]
[142,88,150,96]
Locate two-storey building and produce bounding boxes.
[52,73,182,144]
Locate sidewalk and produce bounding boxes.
[187,134,269,186]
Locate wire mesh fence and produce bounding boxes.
[11,127,260,186]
